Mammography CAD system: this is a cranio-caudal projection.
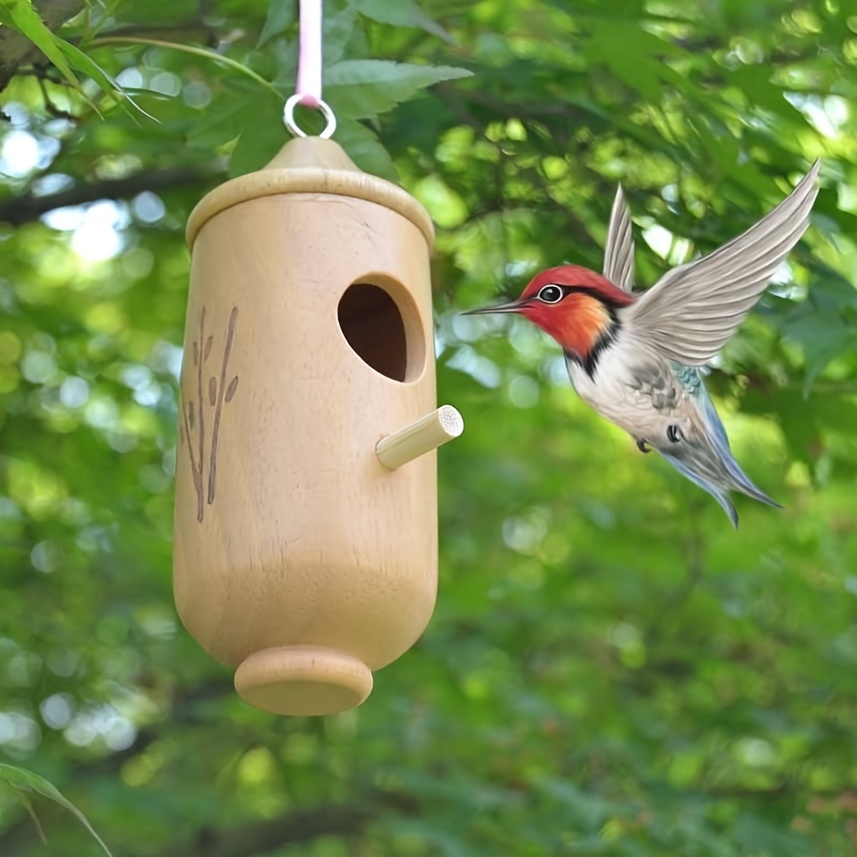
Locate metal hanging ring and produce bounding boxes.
[283,93,337,139]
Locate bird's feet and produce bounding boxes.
[636,438,652,454]
[666,424,683,443]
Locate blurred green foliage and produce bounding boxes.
[1,0,857,855]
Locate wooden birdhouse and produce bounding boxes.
[172,136,462,717]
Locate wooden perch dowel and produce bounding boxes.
[376,405,464,470]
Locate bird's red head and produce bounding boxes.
[465,265,635,364]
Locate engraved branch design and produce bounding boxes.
[179,306,239,522]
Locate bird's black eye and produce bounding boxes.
[537,285,564,304]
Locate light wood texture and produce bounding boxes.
[173,137,451,717]
[376,405,464,470]
[186,136,435,248]
[235,646,372,716]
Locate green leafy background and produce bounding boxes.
[1,0,857,855]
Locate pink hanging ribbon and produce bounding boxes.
[296,0,322,108]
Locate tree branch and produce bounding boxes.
[0,0,86,95]
[0,162,225,226]
[70,21,217,48]
[0,797,376,857]
[141,803,376,857]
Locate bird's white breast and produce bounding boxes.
[566,332,688,441]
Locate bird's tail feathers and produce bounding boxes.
[718,446,783,510]
[660,450,740,527]
[659,418,782,526]
[698,389,783,510]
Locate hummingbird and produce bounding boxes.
[465,162,820,526]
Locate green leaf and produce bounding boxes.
[728,64,812,126]
[259,3,356,65]
[584,19,683,102]
[227,111,399,182]
[787,311,853,394]
[354,0,451,41]
[56,38,157,121]
[258,0,296,47]
[0,0,78,86]
[0,764,114,857]
[336,118,398,181]
[324,4,359,67]
[188,80,272,148]
[90,37,283,100]
[228,90,287,177]
[780,278,857,394]
[324,60,472,120]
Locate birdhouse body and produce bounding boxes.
[173,138,441,716]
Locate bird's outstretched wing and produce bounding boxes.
[624,161,820,366]
[603,185,635,292]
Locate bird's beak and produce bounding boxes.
[461,298,527,316]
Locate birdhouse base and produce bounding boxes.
[233,645,373,716]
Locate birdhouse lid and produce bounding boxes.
[185,136,435,249]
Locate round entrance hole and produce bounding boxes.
[337,282,422,382]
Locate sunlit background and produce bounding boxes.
[1,1,857,855]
